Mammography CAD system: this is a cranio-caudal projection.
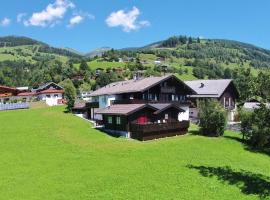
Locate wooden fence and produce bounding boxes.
[0,103,29,111]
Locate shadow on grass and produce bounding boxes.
[223,134,270,157]
[223,135,245,143]
[188,129,201,136]
[187,165,270,199]
[246,147,270,157]
[96,128,122,139]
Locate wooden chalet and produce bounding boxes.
[87,74,195,140]
[96,103,189,141]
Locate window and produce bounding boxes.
[54,94,58,97]
[46,95,50,98]
[225,97,229,107]
[116,116,121,125]
[108,116,113,124]
[165,114,169,120]
[231,99,235,107]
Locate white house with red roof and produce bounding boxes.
[0,82,65,108]
[34,82,65,106]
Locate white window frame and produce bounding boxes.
[108,116,113,124]
[116,116,121,125]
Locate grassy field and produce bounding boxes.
[0,107,269,200]
[0,45,69,63]
[74,60,126,70]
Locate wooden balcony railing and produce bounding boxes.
[129,120,190,140]
[85,101,99,108]
[112,99,189,105]
[161,87,176,93]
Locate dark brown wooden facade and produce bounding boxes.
[218,82,239,110]
[115,76,193,104]
[101,106,189,141]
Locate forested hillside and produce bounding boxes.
[0,35,270,102]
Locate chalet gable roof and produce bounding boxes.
[35,82,63,92]
[90,74,195,97]
[95,104,156,115]
[184,79,236,98]
[150,103,185,114]
[95,103,185,116]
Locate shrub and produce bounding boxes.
[241,104,270,149]
[198,100,227,137]
[59,79,77,112]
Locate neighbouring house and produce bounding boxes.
[95,103,190,140]
[95,68,104,76]
[243,102,270,111]
[85,74,195,140]
[185,79,239,122]
[0,85,19,104]
[0,86,30,111]
[0,82,65,110]
[79,91,92,101]
[33,82,65,106]
[17,91,35,102]
[72,102,88,118]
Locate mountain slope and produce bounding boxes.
[0,36,82,63]
[139,37,270,69]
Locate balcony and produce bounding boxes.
[161,87,176,93]
[85,101,99,108]
[130,120,190,140]
[112,99,189,105]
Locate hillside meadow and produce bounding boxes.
[0,107,269,200]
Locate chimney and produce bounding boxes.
[133,73,139,81]
[199,83,204,88]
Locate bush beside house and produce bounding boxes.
[241,104,270,149]
[60,79,77,112]
[198,100,227,137]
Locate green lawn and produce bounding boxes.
[0,107,269,200]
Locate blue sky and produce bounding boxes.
[0,0,269,53]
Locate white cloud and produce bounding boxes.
[67,12,95,27]
[17,13,27,23]
[23,0,75,27]
[68,15,83,27]
[106,7,150,32]
[0,17,11,27]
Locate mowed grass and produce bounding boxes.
[0,107,269,200]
